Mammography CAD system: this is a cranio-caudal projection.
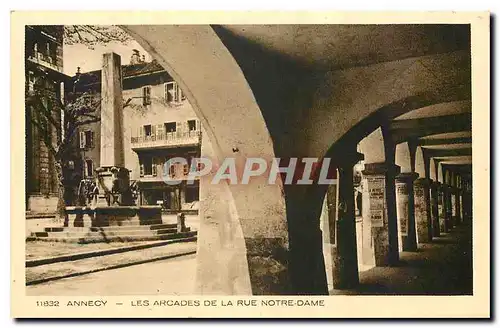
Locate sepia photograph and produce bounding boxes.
[11,11,490,318]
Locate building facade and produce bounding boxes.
[74,51,201,211]
[25,25,67,213]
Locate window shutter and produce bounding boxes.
[79,131,85,149]
[83,160,88,177]
[195,120,200,131]
[152,157,157,176]
[90,131,94,148]
[143,87,151,106]
[174,82,179,102]
[157,124,163,140]
[178,87,183,101]
[151,125,156,139]
[138,126,143,141]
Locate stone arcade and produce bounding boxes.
[122,24,474,295]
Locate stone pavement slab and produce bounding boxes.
[26,241,197,285]
[27,254,197,296]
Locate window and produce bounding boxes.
[141,157,153,176]
[165,81,186,103]
[165,122,176,133]
[85,159,94,177]
[142,86,151,106]
[169,163,176,178]
[185,184,199,203]
[165,82,177,103]
[144,125,152,137]
[152,157,157,176]
[187,120,197,131]
[79,130,94,149]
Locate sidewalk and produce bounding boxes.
[330,221,473,295]
[26,241,197,285]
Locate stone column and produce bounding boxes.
[321,183,337,289]
[331,153,362,289]
[460,189,465,222]
[363,163,400,266]
[100,53,125,167]
[179,182,186,208]
[450,187,457,227]
[395,172,418,251]
[444,185,453,232]
[95,52,132,206]
[414,178,432,243]
[195,131,252,295]
[438,183,447,233]
[455,187,462,226]
[430,181,440,238]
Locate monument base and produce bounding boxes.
[64,205,162,227]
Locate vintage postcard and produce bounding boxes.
[11,11,490,318]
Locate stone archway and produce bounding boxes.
[121,24,471,295]
[122,25,290,295]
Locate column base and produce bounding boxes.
[245,237,290,295]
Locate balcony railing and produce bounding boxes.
[131,130,201,150]
[27,52,60,72]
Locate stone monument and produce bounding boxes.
[95,52,133,207]
[64,53,162,228]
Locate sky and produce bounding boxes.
[63,39,152,75]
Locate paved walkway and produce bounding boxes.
[26,241,197,285]
[331,220,473,295]
[27,221,473,296]
[27,254,197,296]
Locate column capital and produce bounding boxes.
[362,162,400,177]
[396,172,419,184]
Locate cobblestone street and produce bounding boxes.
[27,254,197,296]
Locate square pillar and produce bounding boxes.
[455,188,462,226]
[450,188,457,228]
[331,153,362,289]
[430,181,440,238]
[438,184,447,233]
[362,163,400,266]
[395,172,419,252]
[414,178,432,243]
[444,185,453,232]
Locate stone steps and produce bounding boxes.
[27,231,197,243]
[44,223,177,233]
[33,228,184,238]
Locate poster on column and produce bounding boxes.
[10,11,490,319]
[396,184,409,235]
[367,177,385,228]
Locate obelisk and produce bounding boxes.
[101,52,125,167]
[95,52,132,206]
